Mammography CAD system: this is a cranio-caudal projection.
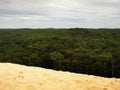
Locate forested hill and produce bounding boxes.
[0,28,120,78]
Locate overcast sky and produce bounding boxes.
[0,0,120,28]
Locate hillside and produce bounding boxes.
[0,63,120,90]
[0,28,120,77]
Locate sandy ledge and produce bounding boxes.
[0,63,120,90]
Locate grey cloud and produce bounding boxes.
[0,0,12,4]
[94,1,120,7]
[78,0,120,6]
[0,0,120,28]
[0,10,46,16]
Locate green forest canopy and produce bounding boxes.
[0,28,120,78]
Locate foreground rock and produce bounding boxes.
[0,63,120,90]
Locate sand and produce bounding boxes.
[0,63,120,90]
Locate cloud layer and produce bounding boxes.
[0,0,120,28]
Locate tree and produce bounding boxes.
[50,51,65,69]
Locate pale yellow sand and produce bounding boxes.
[0,63,120,90]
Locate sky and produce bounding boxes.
[0,0,120,28]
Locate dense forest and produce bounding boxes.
[0,28,120,78]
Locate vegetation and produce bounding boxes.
[0,28,120,78]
